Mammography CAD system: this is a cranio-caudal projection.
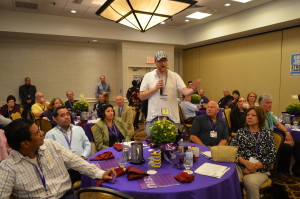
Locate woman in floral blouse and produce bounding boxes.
[231,106,276,199]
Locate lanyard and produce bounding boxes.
[208,119,218,131]
[38,104,46,111]
[250,131,260,154]
[33,154,47,190]
[57,126,73,149]
[106,122,119,140]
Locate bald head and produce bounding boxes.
[115,95,124,107]
[206,101,219,118]
[35,92,45,103]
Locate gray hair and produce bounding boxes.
[258,94,272,104]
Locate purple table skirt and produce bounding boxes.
[81,144,242,199]
[195,109,223,118]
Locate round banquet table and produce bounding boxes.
[81,143,242,199]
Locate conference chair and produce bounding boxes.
[178,104,192,138]
[259,131,284,197]
[223,108,236,145]
[90,124,97,156]
[77,187,134,199]
[35,119,53,134]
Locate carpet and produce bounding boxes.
[274,173,300,199]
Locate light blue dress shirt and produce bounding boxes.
[45,125,91,159]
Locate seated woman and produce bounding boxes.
[0,95,21,120]
[231,106,276,199]
[230,97,247,132]
[246,92,258,108]
[93,104,130,151]
[41,98,64,127]
[227,90,240,108]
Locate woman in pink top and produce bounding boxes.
[0,129,11,161]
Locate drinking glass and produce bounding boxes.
[118,156,127,170]
[147,157,157,174]
[183,156,193,174]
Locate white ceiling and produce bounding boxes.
[0,0,275,30]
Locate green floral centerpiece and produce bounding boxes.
[73,100,89,112]
[149,119,177,144]
[286,102,300,116]
[191,94,201,104]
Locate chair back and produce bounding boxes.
[223,108,232,129]
[90,124,97,156]
[35,119,53,134]
[10,112,22,120]
[178,104,186,125]
[77,187,134,199]
[270,131,284,172]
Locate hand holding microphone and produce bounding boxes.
[157,78,164,95]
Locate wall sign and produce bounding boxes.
[290,54,300,76]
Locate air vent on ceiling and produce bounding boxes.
[73,0,83,4]
[15,1,38,9]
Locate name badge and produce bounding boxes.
[161,108,170,115]
[210,131,217,138]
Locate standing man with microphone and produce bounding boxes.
[139,51,201,136]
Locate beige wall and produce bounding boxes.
[0,38,117,109]
[183,27,300,114]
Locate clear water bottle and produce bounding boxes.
[178,139,184,155]
[185,146,193,166]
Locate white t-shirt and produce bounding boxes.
[140,69,186,123]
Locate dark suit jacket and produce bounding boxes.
[19,84,36,105]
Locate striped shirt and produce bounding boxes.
[0,139,104,198]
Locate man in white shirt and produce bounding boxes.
[0,118,115,199]
[139,51,201,136]
[180,95,199,124]
[45,106,91,183]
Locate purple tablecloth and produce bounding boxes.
[81,144,242,199]
[274,125,300,141]
[82,123,95,142]
[195,109,223,118]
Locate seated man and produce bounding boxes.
[180,95,199,124]
[0,118,115,198]
[190,101,228,146]
[31,92,49,119]
[199,89,209,104]
[93,94,108,116]
[65,90,78,112]
[113,96,134,139]
[259,94,300,176]
[45,106,91,183]
[230,97,247,132]
[218,89,234,108]
[0,95,21,119]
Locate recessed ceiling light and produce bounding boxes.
[92,40,98,42]
[225,3,231,6]
[160,21,165,24]
[231,0,252,3]
[70,10,77,14]
[185,19,190,22]
[186,12,212,20]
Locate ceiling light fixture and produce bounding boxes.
[95,0,197,32]
[231,0,252,3]
[70,10,77,14]
[225,3,231,6]
[185,19,190,22]
[160,21,165,24]
[187,12,211,20]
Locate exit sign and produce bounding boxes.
[146,57,154,63]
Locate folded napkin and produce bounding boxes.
[174,172,194,183]
[90,151,114,161]
[114,143,123,151]
[179,156,197,163]
[96,167,127,187]
[126,166,148,180]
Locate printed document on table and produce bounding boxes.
[194,162,230,179]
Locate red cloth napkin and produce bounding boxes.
[114,143,123,151]
[174,172,194,183]
[90,151,114,161]
[96,167,127,187]
[179,156,197,163]
[126,166,148,180]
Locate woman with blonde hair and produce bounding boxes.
[246,92,258,108]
